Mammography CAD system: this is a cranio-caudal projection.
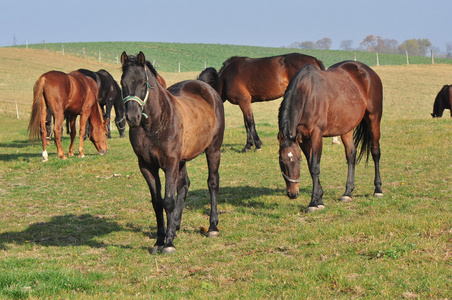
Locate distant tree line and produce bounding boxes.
[290,35,451,57]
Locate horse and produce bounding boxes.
[77,69,127,138]
[28,70,109,162]
[278,61,383,213]
[200,53,325,152]
[120,51,225,254]
[431,84,452,117]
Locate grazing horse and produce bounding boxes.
[278,61,383,213]
[28,70,109,162]
[200,53,325,152]
[431,84,452,117]
[120,51,225,254]
[78,69,127,138]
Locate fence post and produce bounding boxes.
[83,47,86,59]
[178,62,181,73]
[406,51,409,65]
[62,44,64,55]
[15,100,19,119]
[431,50,434,64]
[376,52,379,66]
[354,52,357,61]
[98,51,101,62]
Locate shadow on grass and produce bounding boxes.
[0,214,136,250]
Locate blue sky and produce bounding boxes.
[1,0,451,52]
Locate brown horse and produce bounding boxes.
[28,70,109,162]
[200,53,325,152]
[431,84,452,117]
[278,61,383,213]
[121,52,225,254]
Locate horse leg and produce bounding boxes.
[78,113,89,158]
[162,161,181,254]
[53,113,67,160]
[174,163,190,232]
[239,101,262,152]
[104,104,112,138]
[68,115,77,157]
[138,159,165,254]
[114,96,126,138]
[205,144,221,237]
[40,104,50,162]
[340,131,356,202]
[368,117,383,197]
[302,130,325,212]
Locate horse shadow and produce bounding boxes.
[185,185,311,214]
[0,214,142,250]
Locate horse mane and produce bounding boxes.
[198,67,219,91]
[278,64,317,142]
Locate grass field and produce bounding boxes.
[0,48,451,299]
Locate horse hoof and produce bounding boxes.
[150,245,164,254]
[254,148,262,152]
[305,205,325,213]
[207,231,220,238]
[373,192,384,198]
[41,157,48,163]
[340,196,353,202]
[162,247,176,255]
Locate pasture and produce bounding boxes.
[0,48,451,299]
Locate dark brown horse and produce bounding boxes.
[201,53,325,152]
[120,51,225,254]
[431,84,452,117]
[278,61,383,213]
[28,70,109,161]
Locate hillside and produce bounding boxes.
[11,41,452,72]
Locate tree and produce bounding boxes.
[360,35,380,52]
[300,41,316,49]
[398,39,432,56]
[316,38,332,50]
[340,40,354,51]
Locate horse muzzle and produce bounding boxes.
[98,149,108,155]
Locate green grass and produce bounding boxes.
[1,51,452,299]
[11,41,452,72]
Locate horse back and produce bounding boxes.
[219,53,324,102]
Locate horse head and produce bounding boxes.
[89,117,109,155]
[277,132,302,199]
[121,51,155,127]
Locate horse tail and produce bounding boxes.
[198,67,219,92]
[28,76,46,141]
[353,119,372,164]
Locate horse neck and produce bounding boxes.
[142,74,172,122]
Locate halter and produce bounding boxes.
[282,172,300,183]
[123,65,154,119]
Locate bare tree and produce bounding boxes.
[340,40,354,51]
[398,39,432,56]
[316,38,332,50]
[300,41,316,49]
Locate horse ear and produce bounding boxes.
[138,51,146,66]
[277,131,284,142]
[121,52,128,66]
[104,118,110,128]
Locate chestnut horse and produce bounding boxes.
[28,70,109,162]
[200,53,325,152]
[278,61,383,213]
[120,52,225,254]
[78,69,127,138]
[431,84,452,117]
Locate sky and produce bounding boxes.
[1,0,451,53]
